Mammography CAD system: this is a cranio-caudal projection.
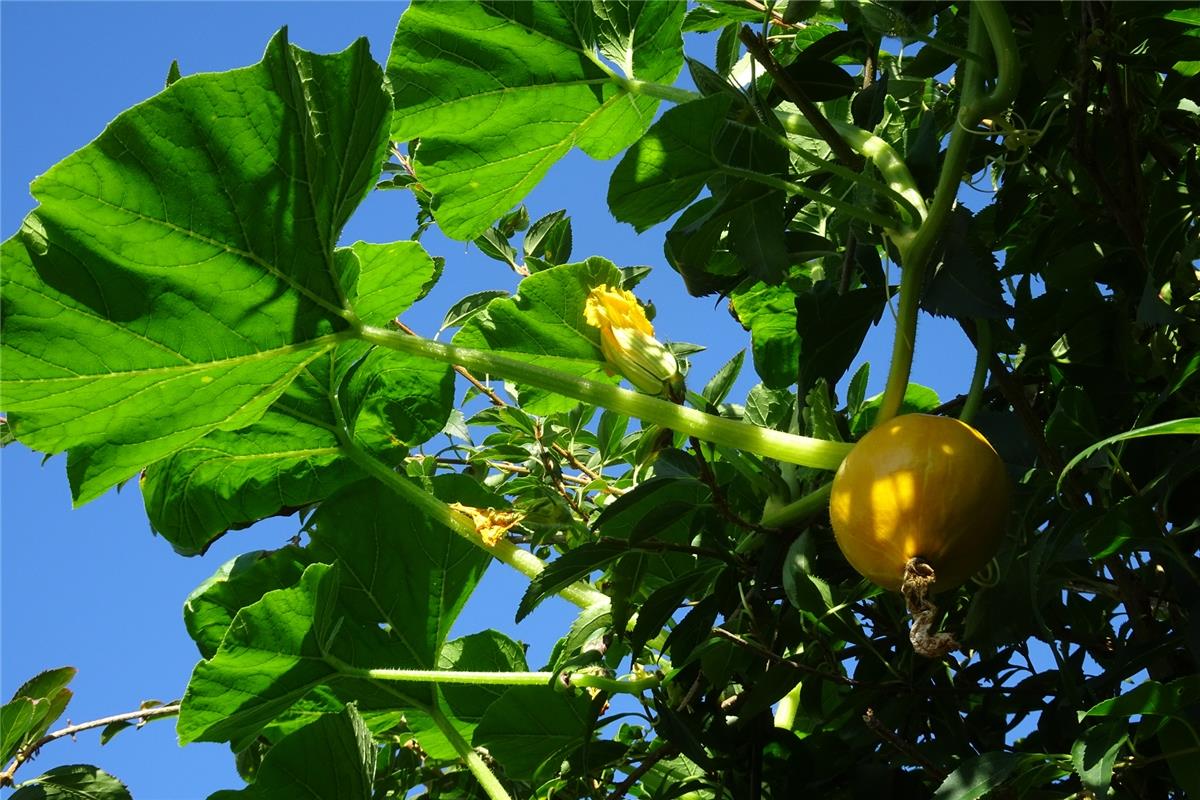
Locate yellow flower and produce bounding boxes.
[584,284,681,398]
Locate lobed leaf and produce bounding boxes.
[0,31,393,504]
[388,0,685,239]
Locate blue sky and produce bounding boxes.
[1,4,981,797]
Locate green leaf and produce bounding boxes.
[1,668,76,764]
[142,343,454,554]
[9,765,131,800]
[932,752,1034,800]
[453,258,624,414]
[178,562,344,745]
[701,350,744,407]
[1071,720,1127,795]
[851,383,940,435]
[608,94,734,231]
[1081,675,1200,719]
[179,479,491,746]
[472,686,594,781]
[207,706,375,800]
[306,479,492,680]
[730,282,799,390]
[183,548,310,659]
[593,475,711,543]
[922,208,1011,320]
[517,541,627,622]
[439,290,511,334]
[795,286,885,395]
[387,1,684,239]
[0,31,392,503]
[1158,717,1200,797]
[744,384,794,429]
[1058,418,1200,496]
[779,55,857,101]
[523,209,573,266]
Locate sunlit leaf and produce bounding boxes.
[388,1,684,239]
[0,31,392,503]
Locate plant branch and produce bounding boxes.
[758,481,833,531]
[738,27,864,170]
[429,707,513,800]
[712,627,859,686]
[1,704,181,787]
[862,707,948,782]
[959,318,992,425]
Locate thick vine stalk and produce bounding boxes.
[875,2,1020,425]
[360,326,854,470]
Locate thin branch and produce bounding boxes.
[862,707,948,782]
[711,627,859,686]
[607,745,682,800]
[1,704,181,786]
[738,27,864,170]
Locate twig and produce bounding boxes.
[862,707,948,782]
[605,744,681,800]
[1,703,181,786]
[711,628,859,686]
[394,321,622,497]
[738,27,864,170]
[688,437,779,534]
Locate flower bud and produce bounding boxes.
[584,284,681,398]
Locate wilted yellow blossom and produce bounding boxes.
[448,503,524,547]
[584,285,681,398]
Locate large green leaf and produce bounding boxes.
[0,31,393,504]
[179,480,491,746]
[453,258,624,414]
[608,94,734,232]
[208,706,375,800]
[183,548,311,660]
[387,0,685,239]
[142,340,454,555]
[473,685,595,781]
[306,480,491,673]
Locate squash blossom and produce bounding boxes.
[584,284,682,398]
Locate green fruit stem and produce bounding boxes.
[876,2,1019,426]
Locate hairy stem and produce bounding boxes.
[959,319,992,425]
[361,326,853,470]
[758,481,834,531]
[429,707,513,800]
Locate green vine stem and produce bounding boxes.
[332,414,608,610]
[355,667,662,695]
[429,707,514,800]
[875,1,1019,426]
[360,326,854,470]
[958,318,992,425]
[757,481,834,531]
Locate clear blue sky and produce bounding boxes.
[0,4,979,798]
